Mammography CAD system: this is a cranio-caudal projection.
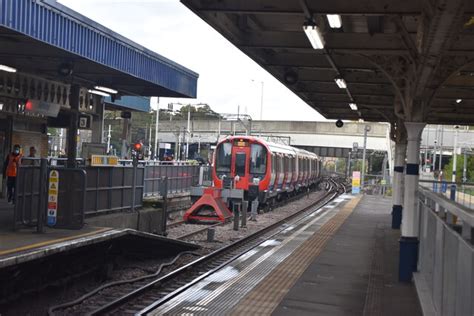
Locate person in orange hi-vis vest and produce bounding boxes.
[3,144,22,204]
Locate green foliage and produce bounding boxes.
[443,154,474,182]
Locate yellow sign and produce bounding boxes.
[48,189,58,195]
[352,179,360,186]
[90,155,119,167]
[49,170,59,178]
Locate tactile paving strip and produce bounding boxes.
[231,196,361,315]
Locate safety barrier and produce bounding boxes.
[14,159,208,224]
[85,165,144,215]
[419,179,474,210]
[14,160,86,231]
[416,186,474,315]
[143,163,199,197]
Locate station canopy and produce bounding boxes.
[182,0,474,125]
[0,0,198,106]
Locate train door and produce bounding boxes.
[231,145,250,190]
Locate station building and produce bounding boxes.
[0,0,198,194]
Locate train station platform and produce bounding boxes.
[0,226,198,269]
[149,194,422,315]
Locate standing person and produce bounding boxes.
[3,145,22,204]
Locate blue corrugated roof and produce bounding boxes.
[0,0,198,98]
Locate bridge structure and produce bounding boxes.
[157,119,391,158]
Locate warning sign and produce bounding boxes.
[47,170,59,226]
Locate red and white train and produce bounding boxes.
[212,136,322,204]
[184,136,322,222]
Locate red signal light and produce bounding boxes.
[133,143,142,151]
[25,100,33,111]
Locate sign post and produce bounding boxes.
[352,171,361,194]
[47,170,59,226]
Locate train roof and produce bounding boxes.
[220,136,320,160]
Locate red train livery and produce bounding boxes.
[184,136,322,222]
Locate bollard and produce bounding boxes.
[450,184,456,201]
[250,200,259,221]
[207,227,215,242]
[241,201,248,228]
[233,202,240,231]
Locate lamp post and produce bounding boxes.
[361,125,370,191]
[154,98,160,160]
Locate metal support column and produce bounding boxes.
[399,122,425,282]
[392,141,407,229]
[361,125,369,190]
[67,85,80,168]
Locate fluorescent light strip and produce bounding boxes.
[456,99,462,104]
[95,86,118,94]
[334,78,347,89]
[349,103,358,111]
[303,24,325,49]
[88,89,110,97]
[327,14,342,28]
[0,64,17,73]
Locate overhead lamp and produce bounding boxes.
[95,86,118,94]
[334,77,347,89]
[327,14,342,28]
[88,89,110,97]
[349,103,358,111]
[303,22,325,49]
[0,64,17,73]
[456,99,462,104]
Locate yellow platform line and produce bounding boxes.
[0,227,112,257]
[231,196,362,315]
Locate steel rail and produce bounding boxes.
[86,178,345,315]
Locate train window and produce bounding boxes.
[250,144,267,174]
[215,142,232,174]
[235,152,246,177]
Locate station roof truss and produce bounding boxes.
[0,0,198,99]
[182,0,474,125]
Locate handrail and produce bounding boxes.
[418,186,474,227]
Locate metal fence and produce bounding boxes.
[419,180,474,210]
[85,165,144,215]
[417,186,474,315]
[144,162,201,197]
[14,162,86,230]
[14,159,205,224]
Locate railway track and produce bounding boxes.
[48,177,347,316]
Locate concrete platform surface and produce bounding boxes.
[0,227,198,269]
[272,195,422,316]
[147,194,422,316]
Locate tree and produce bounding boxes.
[443,154,474,182]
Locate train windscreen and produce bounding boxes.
[216,142,232,175]
[250,144,267,176]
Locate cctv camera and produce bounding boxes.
[335,119,344,128]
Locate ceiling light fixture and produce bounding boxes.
[0,64,17,73]
[303,22,325,49]
[349,103,358,111]
[88,89,110,97]
[95,86,118,94]
[327,14,342,28]
[334,77,347,89]
[456,99,462,104]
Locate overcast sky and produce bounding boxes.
[58,0,325,121]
